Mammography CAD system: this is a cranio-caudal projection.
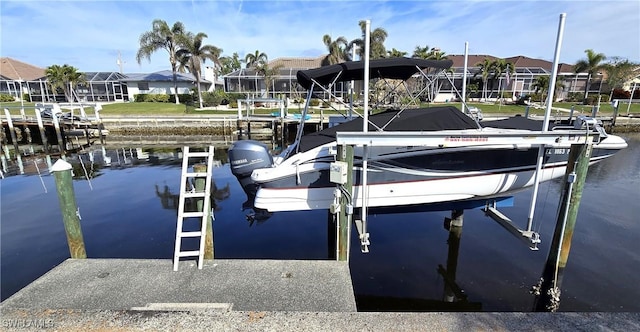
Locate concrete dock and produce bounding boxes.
[2,259,640,331]
[0,259,356,312]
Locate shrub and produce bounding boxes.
[0,93,15,102]
[309,98,320,106]
[169,94,194,104]
[499,91,513,99]
[565,92,583,102]
[583,96,596,105]
[228,100,238,109]
[612,88,630,99]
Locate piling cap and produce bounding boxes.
[51,159,72,172]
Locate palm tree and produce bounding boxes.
[218,52,242,76]
[257,63,284,98]
[428,48,448,60]
[574,49,606,100]
[475,58,494,101]
[386,48,407,58]
[412,45,431,59]
[45,64,86,102]
[532,75,566,105]
[349,20,388,60]
[322,34,348,65]
[176,32,222,108]
[491,59,514,102]
[136,19,187,104]
[244,50,267,69]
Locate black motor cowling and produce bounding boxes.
[228,140,273,197]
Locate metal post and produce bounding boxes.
[336,144,353,261]
[568,105,575,122]
[461,42,469,112]
[193,163,214,260]
[526,13,566,233]
[525,106,530,118]
[533,140,593,312]
[612,100,620,127]
[626,82,636,115]
[51,159,87,259]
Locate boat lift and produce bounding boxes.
[333,121,601,252]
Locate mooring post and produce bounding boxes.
[4,108,20,153]
[524,106,530,118]
[533,140,593,312]
[51,159,87,259]
[35,107,50,153]
[51,111,65,152]
[193,163,214,260]
[336,144,354,261]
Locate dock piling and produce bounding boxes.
[4,108,20,153]
[51,159,87,259]
[533,141,593,312]
[193,163,214,260]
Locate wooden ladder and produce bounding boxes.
[173,146,215,271]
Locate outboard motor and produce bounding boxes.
[228,140,274,198]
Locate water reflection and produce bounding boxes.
[356,216,482,311]
[155,181,231,214]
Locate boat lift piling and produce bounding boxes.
[334,144,354,261]
[532,139,593,312]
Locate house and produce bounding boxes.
[223,54,610,102]
[120,70,212,101]
[0,57,46,100]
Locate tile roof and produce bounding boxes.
[121,70,208,83]
[447,55,499,67]
[0,57,45,80]
[268,56,328,70]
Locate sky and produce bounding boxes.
[1,0,639,73]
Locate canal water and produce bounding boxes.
[1,133,639,311]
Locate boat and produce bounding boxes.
[228,57,628,213]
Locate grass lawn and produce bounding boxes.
[2,100,639,117]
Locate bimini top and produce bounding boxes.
[296,57,453,90]
[298,106,478,152]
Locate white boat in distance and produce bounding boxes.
[228,57,627,212]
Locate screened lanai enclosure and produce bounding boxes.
[2,72,129,103]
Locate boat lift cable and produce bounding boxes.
[34,160,47,193]
[78,153,93,191]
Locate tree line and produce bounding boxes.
[41,19,638,107]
